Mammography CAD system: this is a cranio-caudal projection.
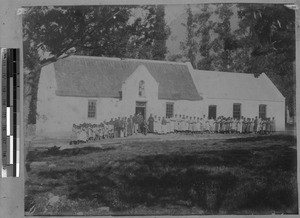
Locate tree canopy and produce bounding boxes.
[23,5,170,124]
[23,3,296,125]
[179,3,295,116]
[236,4,295,115]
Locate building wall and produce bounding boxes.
[121,64,203,119]
[36,64,122,138]
[120,64,159,118]
[202,98,285,131]
[36,64,204,138]
[36,63,285,139]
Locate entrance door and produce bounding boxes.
[135,101,146,118]
[208,105,217,119]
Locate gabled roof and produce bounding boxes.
[53,55,202,101]
[190,70,285,102]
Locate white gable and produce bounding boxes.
[122,64,159,101]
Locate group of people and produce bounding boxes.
[70,113,147,144]
[149,114,276,135]
[70,113,276,144]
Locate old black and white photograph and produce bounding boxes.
[23,2,298,216]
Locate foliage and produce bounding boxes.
[180,4,295,115]
[180,4,237,71]
[180,5,197,68]
[23,6,134,123]
[125,5,170,60]
[23,6,138,67]
[235,4,295,115]
[210,4,234,71]
[195,5,215,70]
[180,5,215,69]
[23,5,170,124]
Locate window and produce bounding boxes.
[208,105,217,119]
[88,100,96,118]
[138,80,145,97]
[166,103,174,118]
[233,103,241,119]
[259,104,267,119]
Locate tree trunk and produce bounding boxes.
[27,67,42,125]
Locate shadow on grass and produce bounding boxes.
[26,146,116,162]
[67,164,237,213]
[27,135,298,214]
[225,134,296,144]
[65,144,297,214]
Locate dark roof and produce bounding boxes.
[53,55,202,101]
[191,70,285,102]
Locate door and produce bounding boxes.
[135,101,146,118]
[208,105,217,119]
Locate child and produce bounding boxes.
[271,117,276,133]
[161,117,167,134]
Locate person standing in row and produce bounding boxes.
[148,114,154,133]
[174,114,179,132]
[177,115,182,132]
[180,115,185,131]
[113,118,118,138]
[142,119,148,135]
[153,115,159,134]
[119,117,124,138]
[161,117,167,134]
[157,116,162,134]
[257,117,261,133]
[107,118,114,138]
[124,117,128,137]
[170,115,176,133]
[266,118,271,133]
[195,117,200,132]
[188,117,193,133]
[192,116,197,133]
[271,117,276,133]
[127,116,133,136]
[166,116,171,133]
[254,117,258,134]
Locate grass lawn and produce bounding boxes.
[25,134,298,215]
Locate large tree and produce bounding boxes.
[181,5,197,67]
[23,5,170,125]
[178,3,295,116]
[236,4,295,116]
[125,5,170,60]
[23,6,135,124]
[210,4,237,72]
[180,4,215,69]
[195,4,215,70]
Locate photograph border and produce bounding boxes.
[0,0,299,217]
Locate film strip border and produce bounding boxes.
[1,48,20,177]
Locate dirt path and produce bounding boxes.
[27,130,294,151]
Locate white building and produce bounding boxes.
[36,55,285,138]
[190,69,285,131]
